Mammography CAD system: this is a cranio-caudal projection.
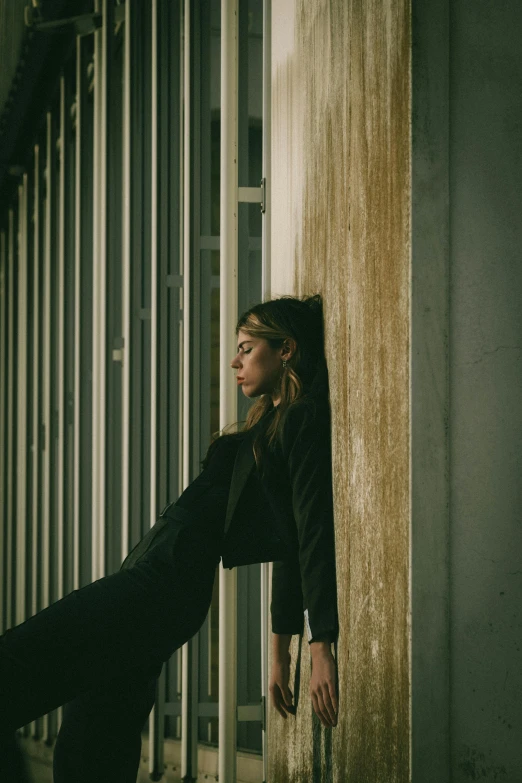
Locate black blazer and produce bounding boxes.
[221,399,339,644]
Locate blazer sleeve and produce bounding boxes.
[270,556,304,636]
[280,402,339,643]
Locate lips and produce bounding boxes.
[236,377,244,384]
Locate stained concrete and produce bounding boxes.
[448,1,522,780]
[411,0,451,779]
[269,1,411,780]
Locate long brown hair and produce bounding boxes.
[203,294,328,468]
[236,294,328,460]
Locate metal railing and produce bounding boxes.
[0,1,269,779]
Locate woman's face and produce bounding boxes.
[230,330,285,401]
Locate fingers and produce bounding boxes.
[312,688,332,728]
[283,686,295,713]
[270,683,295,719]
[329,678,339,717]
[322,684,337,726]
[311,683,338,728]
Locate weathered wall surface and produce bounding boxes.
[449,1,522,780]
[410,0,451,779]
[269,1,411,781]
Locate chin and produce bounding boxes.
[241,385,260,399]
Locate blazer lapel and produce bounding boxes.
[224,429,256,537]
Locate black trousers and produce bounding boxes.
[0,514,219,783]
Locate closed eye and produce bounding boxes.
[243,348,253,354]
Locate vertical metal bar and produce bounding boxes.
[178,0,185,501]
[261,0,271,300]
[176,0,186,745]
[180,1,199,780]
[6,210,15,633]
[91,0,100,583]
[0,231,6,633]
[73,39,82,591]
[91,1,101,583]
[148,0,165,777]
[260,3,271,778]
[16,176,29,627]
[54,78,68,732]
[149,0,158,560]
[32,146,41,614]
[0,231,6,634]
[181,0,191,489]
[91,0,108,582]
[219,1,239,781]
[181,638,197,781]
[121,0,132,563]
[30,146,42,739]
[98,0,108,580]
[57,76,66,602]
[42,113,53,741]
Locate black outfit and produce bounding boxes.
[0,401,337,782]
[223,398,338,642]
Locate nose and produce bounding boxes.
[230,353,242,369]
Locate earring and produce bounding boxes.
[282,359,287,368]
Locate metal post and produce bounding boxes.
[32,145,41,612]
[0,231,6,633]
[148,1,166,777]
[42,113,53,741]
[181,0,191,489]
[30,145,42,739]
[0,230,6,635]
[121,0,131,564]
[91,0,108,582]
[180,1,199,778]
[181,635,198,782]
[260,3,272,779]
[262,0,271,300]
[16,176,29,628]
[73,38,83,591]
[57,76,66,603]
[177,0,188,751]
[6,211,15,634]
[219,1,239,781]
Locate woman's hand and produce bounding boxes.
[310,641,338,728]
[269,633,295,719]
[269,653,296,719]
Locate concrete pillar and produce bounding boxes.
[270,1,410,780]
[268,0,522,780]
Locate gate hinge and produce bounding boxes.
[238,178,266,214]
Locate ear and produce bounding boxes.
[280,338,297,361]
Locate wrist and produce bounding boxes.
[310,640,333,659]
[272,632,292,659]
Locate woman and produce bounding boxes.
[0,294,339,782]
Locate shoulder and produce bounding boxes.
[279,395,331,454]
[201,431,244,469]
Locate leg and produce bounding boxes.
[53,662,162,783]
[0,553,214,734]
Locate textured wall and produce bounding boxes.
[449,1,522,779]
[269,1,411,781]
[410,0,451,779]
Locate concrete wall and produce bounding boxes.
[411,0,451,779]
[448,2,522,780]
[269,1,411,780]
[269,1,521,780]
